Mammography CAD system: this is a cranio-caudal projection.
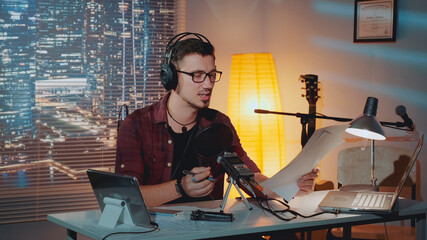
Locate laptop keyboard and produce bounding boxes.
[352,193,387,208]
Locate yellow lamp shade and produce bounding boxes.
[227,53,286,176]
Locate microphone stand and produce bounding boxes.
[220,176,252,212]
[254,109,407,147]
[255,109,351,147]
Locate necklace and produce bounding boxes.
[166,106,198,133]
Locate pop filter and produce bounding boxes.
[194,123,233,158]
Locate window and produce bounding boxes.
[0,0,183,224]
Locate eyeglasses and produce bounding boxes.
[176,70,222,83]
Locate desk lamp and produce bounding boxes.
[343,97,386,191]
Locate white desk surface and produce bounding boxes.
[48,191,427,240]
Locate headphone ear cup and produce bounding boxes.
[160,62,178,90]
[168,63,178,90]
[160,63,170,89]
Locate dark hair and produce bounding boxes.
[170,38,215,67]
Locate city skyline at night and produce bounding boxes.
[0,0,178,224]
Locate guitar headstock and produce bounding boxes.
[300,74,319,105]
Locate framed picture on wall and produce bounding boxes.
[354,0,397,42]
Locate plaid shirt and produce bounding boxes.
[115,93,260,200]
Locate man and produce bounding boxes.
[115,32,319,207]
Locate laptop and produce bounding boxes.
[319,134,423,214]
[87,169,154,228]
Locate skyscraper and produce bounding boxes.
[101,0,173,118]
[0,0,37,143]
[36,0,85,80]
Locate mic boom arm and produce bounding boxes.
[254,109,408,129]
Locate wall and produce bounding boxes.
[186,0,427,200]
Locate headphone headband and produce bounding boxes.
[163,32,211,65]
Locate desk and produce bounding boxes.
[48,191,427,240]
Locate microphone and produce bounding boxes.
[254,109,270,114]
[217,152,267,199]
[395,105,414,131]
[117,104,129,132]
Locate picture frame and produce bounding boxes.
[354,0,397,42]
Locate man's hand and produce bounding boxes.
[296,167,320,196]
[181,167,215,198]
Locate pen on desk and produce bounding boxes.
[182,170,216,182]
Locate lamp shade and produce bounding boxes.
[345,97,386,140]
[227,53,286,176]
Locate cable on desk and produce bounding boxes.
[102,222,159,240]
[256,198,339,221]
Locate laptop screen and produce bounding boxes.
[393,134,423,198]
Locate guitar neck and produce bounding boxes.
[301,74,319,142]
[307,104,316,137]
[308,104,316,115]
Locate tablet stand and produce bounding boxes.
[98,197,135,229]
[220,176,252,212]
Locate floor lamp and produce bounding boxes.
[343,97,386,192]
[227,53,286,176]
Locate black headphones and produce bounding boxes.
[160,32,212,90]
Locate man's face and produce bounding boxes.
[174,53,216,109]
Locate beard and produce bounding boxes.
[176,88,211,110]
[187,97,210,110]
